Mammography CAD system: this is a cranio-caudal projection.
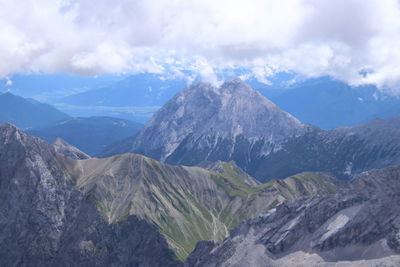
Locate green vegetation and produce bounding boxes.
[83,156,340,262]
[290,172,338,194]
[210,162,266,200]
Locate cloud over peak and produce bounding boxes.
[1,0,400,90]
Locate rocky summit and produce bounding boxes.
[100,78,306,170]
[0,123,340,265]
[186,164,400,266]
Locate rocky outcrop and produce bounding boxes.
[53,137,91,159]
[186,165,400,266]
[0,123,180,266]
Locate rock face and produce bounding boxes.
[186,165,400,266]
[53,137,91,159]
[0,123,340,263]
[254,116,400,181]
[0,123,180,266]
[100,78,306,170]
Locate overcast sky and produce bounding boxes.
[1,0,400,89]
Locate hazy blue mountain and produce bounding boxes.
[0,92,70,129]
[56,73,400,128]
[271,77,400,129]
[251,116,400,181]
[5,72,400,128]
[0,73,124,102]
[56,73,188,122]
[59,73,187,107]
[27,116,143,155]
[54,71,294,123]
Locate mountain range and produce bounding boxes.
[0,92,144,155]
[271,77,400,129]
[4,73,400,129]
[27,116,143,155]
[101,78,400,183]
[2,76,400,266]
[0,123,340,264]
[253,116,400,181]
[0,92,70,129]
[55,73,188,122]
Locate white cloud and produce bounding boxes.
[0,0,400,91]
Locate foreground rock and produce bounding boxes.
[0,123,179,267]
[186,165,400,266]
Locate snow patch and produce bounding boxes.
[318,205,363,242]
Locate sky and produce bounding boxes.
[1,0,400,90]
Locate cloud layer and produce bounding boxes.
[1,0,400,90]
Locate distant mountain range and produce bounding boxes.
[0,123,339,264]
[252,116,400,181]
[54,73,188,122]
[0,92,143,155]
[0,73,124,102]
[101,79,400,183]
[0,92,70,129]
[3,73,400,129]
[271,77,400,129]
[27,116,143,155]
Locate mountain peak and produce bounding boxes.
[0,122,18,131]
[190,78,251,95]
[0,123,27,143]
[103,79,305,171]
[220,77,248,89]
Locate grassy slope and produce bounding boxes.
[74,156,341,261]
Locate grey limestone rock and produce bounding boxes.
[187,165,400,266]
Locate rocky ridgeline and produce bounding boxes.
[0,123,179,267]
[0,123,340,265]
[186,165,400,266]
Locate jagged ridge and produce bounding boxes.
[0,123,340,262]
[187,165,400,266]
